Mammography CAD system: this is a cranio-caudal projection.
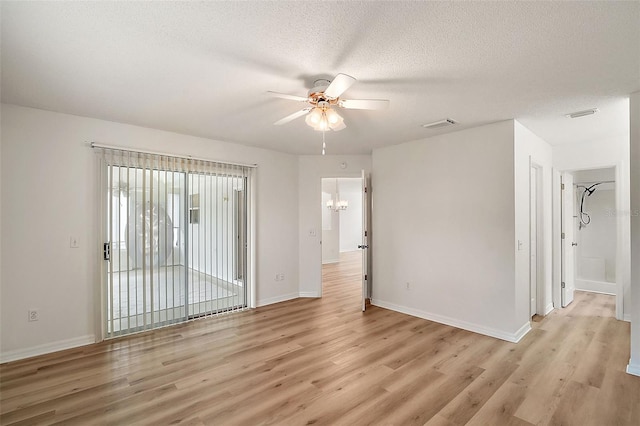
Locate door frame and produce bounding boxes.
[552,163,625,320]
[98,165,255,341]
[318,174,366,299]
[560,171,576,307]
[530,162,543,317]
[361,171,371,311]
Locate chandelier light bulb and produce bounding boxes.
[326,178,349,211]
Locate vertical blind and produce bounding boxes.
[97,146,253,338]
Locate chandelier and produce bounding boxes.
[326,178,348,211]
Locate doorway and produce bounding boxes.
[557,166,620,318]
[321,177,364,307]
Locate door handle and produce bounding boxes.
[103,242,111,261]
[572,242,578,246]
[358,245,369,249]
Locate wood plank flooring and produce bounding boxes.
[1,251,638,425]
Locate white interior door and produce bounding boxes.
[359,170,371,311]
[530,166,538,317]
[561,172,576,307]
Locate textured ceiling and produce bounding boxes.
[1,1,639,155]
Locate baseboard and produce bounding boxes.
[371,299,531,343]
[623,314,631,322]
[1,335,95,364]
[544,303,554,315]
[626,362,640,377]
[512,322,532,343]
[256,292,299,307]
[575,279,616,295]
[251,290,321,307]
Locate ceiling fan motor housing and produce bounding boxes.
[308,79,339,105]
[310,79,331,94]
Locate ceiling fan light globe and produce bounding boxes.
[316,118,329,131]
[305,108,323,127]
[328,113,346,131]
[325,108,342,125]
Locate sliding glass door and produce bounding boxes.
[185,172,247,319]
[100,150,250,338]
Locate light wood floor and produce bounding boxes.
[1,251,638,425]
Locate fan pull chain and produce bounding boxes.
[322,130,326,155]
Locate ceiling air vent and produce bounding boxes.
[422,119,457,129]
[566,108,599,119]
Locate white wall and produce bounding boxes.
[0,110,3,358]
[338,178,363,253]
[575,186,617,283]
[0,104,300,361]
[371,120,529,342]
[298,155,371,298]
[573,168,616,183]
[572,169,617,292]
[629,91,640,376]
[321,179,340,264]
[514,121,554,321]
[552,121,631,320]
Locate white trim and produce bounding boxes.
[552,168,562,311]
[574,280,616,295]
[1,335,95,363]
[530,160,545,317]
[544,303,554,316]
[372,299,532,343]
[90,142,258,169]
[256,292,299,307]
[513,322,533,343]
[626,362,640,377]
[249,171,257,309]
[613,161,626,321]
[299,291,321,298]
[624,314,631,322]
[97,156,107,342]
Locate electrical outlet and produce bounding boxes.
[28,309,39,322]
[70,236,79,248]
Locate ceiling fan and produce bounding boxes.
[268,73,390,132]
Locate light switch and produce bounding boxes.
[70,236,80,248]
[517,240,523,251]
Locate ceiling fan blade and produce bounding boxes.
[324,73,356,99]
[339,99,390,110]
[267,91,309,102]
[274,108,312,125]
